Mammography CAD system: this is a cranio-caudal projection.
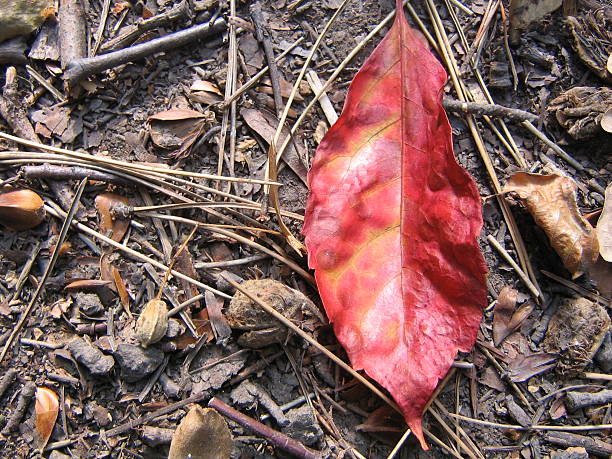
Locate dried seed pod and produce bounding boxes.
[135,299,168,346]
[0,189,45,230]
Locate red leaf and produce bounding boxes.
[303,0,487,448]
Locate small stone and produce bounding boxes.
[73,292,104,316]
[595,332,612,373]
[159,373,181,399]
[49,452,71,459]
[282,404,323,446]
[67,337,114,375]
[166,318,183,338]
[114,343,164,382]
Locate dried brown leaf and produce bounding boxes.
[64,279,113,290]
[34,387,59,450]
[507,353,557,382]
[504,172,599,278]
[597,183,612,262]
[95,193,130,242]
[148,108,207,122]
[241,108,308,185]
[112,266,130,311]
[168,406,232,459]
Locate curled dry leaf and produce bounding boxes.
[34,387,59,450]
[597,183,612,262]
[189,80,223,104]
[95,193,130,242]
[493,286,534,346]
[135,299,169,346]
[168,406,232,459]
[148,108,212,158]
[303,0,487,448]
[0,189,45,230]
[503,172,599,278]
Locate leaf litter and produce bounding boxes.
[0,0,611,457]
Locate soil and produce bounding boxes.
[0,0,610,458]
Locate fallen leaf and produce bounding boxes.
[148,108,212,158]
[480,365,506,392]
[95,193,130,242]
[493,286,534,346]
[241,108,308,185]
[168,406,232,459]
[111,266,130,311]
[597,183,612,262]
[549,396,566,420]
[189,80,223,104]
[507,353,557,382]
[34,387,59,450]
[504,172,599,278]
[0,189,45,230]
[302,0,487,448]
[64,279,113,290]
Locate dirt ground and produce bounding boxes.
[0,0,610,458]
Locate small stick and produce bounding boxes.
[64,17,226,86]
[59,0,87,69]
[521,120,584,171]
[100,0,192,53]
[545,431,612,457]
[209,397,320,459]
[0,67,40,142]
[448,411,612,432]
[2,381,36,434]
[301,21,339,65]
[224,37,304,107]
[565,389,612,412]
[0,178,87,364]
[0,369,18,399]
[487,235,540,299]
[22,164,129,185]
[6,241,40,306]
[25,65,66,103]
[540,270,609,304]
[443,98,538,123]
[105,391,209,437]
[305,70,338,124]
[251,4,283,115]
[92,0,112,56]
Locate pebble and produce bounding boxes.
[73,292,104,316]
[595,332,612,373]
[282,404,323,446]
[113,343,164,382]
[67,337,115,375]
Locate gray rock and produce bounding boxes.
[67,337,114,375]
[595,332,612,373]
[49,452,71,459]
[74,292,104,316]
[282,404,323,446]
[114,343,164,382]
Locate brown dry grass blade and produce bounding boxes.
[504,172,599,278]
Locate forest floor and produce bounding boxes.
[0,0,610,457]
